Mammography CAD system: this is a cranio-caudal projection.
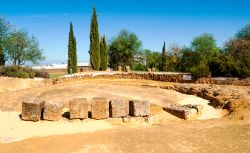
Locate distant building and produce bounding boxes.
[32,62,92,74]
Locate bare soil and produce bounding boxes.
[0,79,249,153]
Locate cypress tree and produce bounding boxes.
[68,22,77,74]
[160,41,167,71]
[100,36,108,71]
[89,6,100,70]
[0,44,4,66]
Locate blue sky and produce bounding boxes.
[1,0,250,64]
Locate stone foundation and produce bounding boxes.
[69,98,89,119]
[43,102,63,121]
[163,104,199,120]
[129,100,150,117]
[109,99,129,118]
[22,99,44,122]
[91,97,109,119]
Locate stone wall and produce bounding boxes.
[52,72,191,84]
[195,77,250,86]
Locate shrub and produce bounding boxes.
[34,69,49,79]
[190,62,211,78]
[0,66,35,78]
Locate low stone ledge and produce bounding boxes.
[69,98,89,119]
[43,101,63,121]
[91,97,109,119]
[21,99,44,122]
[129,100,150,117]
[109,99,129,118]
[163,104,198,120]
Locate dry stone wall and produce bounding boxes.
[53,72,191,84]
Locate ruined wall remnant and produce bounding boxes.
[129,100,150,117]
[69,98,89,119]
[109,99,129,118]
[91,97,109,119]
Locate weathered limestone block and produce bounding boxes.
[22,99,44,122]
[147,68,152,72]
[118,66,122,71]
[152,68,156,72]
[43,102,63,121]
[125,66,130,72]
[69,98,89,119]
[129,100,150,117]
[91,97,109,119]
[183,104,203,116]
[109,99,129,118]
[163,104,198,120]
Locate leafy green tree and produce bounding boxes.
[100,36,108,71]
[159,41,167,71]
[145,49,160,70]
[225,39,250,78]
[236,24,250,40]
[166,43,181,71]
[5,29,45,65]
[89,6,100,70]
[191,33,220,61]
[208,52,238,77]
[132,50,146,71]
[108,29,142,69]
[68,22,77,74]
[0,17,11,65]
[179,34,220,77]
[179,47,199,72]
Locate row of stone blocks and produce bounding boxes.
[22,98,150,122]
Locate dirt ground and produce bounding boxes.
[0,79,249,153]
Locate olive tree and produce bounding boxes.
[5,29,45,65]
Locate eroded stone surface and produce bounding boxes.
[129,100,150,117]
[91,97,109,119]
[43,101,63,121]
[69,98,89,119]
[109,99,129,118]
[22,99,43,122]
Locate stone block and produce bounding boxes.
[22,99,44,122]
[109,99,129,118]
[118,66,122,71]
[129,100,150,117]
[163,104,198,120]
[43,101,63,121]
[183,104,203,116]
[91,97,109,119]
[125,66,130,72]
[69,98,89,119]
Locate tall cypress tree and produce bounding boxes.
[0,44,4,66]
[68,22,77,74]
[100,36,108,71]
[159,41,167,71]
[89,6,100,70]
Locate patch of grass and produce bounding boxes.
[49,73,65,79]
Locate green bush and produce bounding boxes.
[0,66,36,78]
[190,63,211,78]
[34,69,49,79]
